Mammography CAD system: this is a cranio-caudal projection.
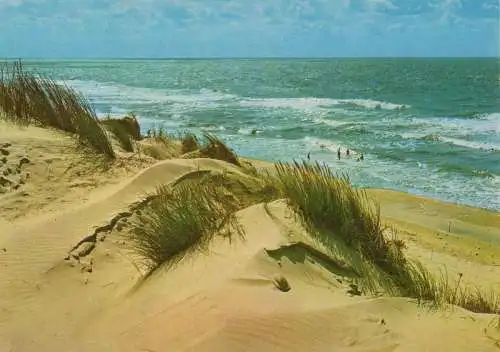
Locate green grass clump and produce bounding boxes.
[0,60,115,158]
[142,129,238,165]
[146,126,170,145]
[141,127,185,159]
[101,116,136,152]
[198,133,240,166]
[268,160,500,314]
[127,182,244,274]
[272,161,393,268]
[140,143,174,160]
[178,131,200,154]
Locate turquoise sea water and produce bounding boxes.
[21,59,500,210]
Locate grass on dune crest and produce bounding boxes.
[0,60,115,158]
[101,115,137,153]
[267,160,499,314]
[145,127,199,151]
[126,169,277,275]
[198,133,240,166]
[143,128,240,165]
[271,161,396,270]
[178,131,200,154]
[127,181,245,274]
[140,128,199,160]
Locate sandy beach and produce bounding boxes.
[0,116,499,352]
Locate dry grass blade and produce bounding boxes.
[199,133,240,166]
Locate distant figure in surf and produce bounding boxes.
[337,148,341,160]
[307,152,311,161]
[346,149,350,157]
[360,153,364,161]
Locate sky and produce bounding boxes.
[0,0,498,58]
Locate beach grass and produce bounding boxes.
[146,126,170,145]
[267,160,499,314]
[179,131,200,154]
[127,181,244,274]
[198,133,240,166]
[0,60,115,158]
[144,129,240,165]
[101,115,136,152]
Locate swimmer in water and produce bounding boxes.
[360,153,364,161]
[307,152,311,161]
[337,147,341,160]
[346,149,350,157]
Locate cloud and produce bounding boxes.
[0,0,497,57]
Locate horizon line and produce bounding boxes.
[1,56,499,61]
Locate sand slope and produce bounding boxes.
[0,122,499,351]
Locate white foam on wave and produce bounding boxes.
[238,127,262,136]
[440,137,500,151]
[240,97,336,110]
[477,112,500,133]
[400,132,499,151]
[311,117,352,128]
[478,112,500,121]
[341,99,408,110]
[239,97,408,111]
[60,79,237,109]
[410,114,500,135]
[201,125,226,132]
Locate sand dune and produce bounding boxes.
[0,121,499,351]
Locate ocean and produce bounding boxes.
[20,58,500,211]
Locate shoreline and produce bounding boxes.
[241,155,500,213]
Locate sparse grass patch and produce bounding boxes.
[198,133,240,166]
[127,182,244,274]
[0,60,115,158]
[101,116,135,152]
[453,285,500,314]
[140,127,184,159]
[146,126,171,145]
[140,142,174,160]
[143,129,240,165]
[178,131,200,154]
[273,276,291,292]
